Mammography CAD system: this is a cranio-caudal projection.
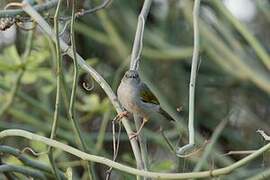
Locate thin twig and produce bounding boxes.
[176,0,201,157]
[105,120,117,180]
[0,0,57,18]
[76,0,112,17]
[48,0,62,179]
[161,129,175,153]
[134,115,148,174]
[82,79,95,91]
[106,120,122,179]
[223,151,256,156]
[21,147,47,157]
[1,129,270,179]
[257,129,270,141]
[69,0,93,179]
[58,0,113,21]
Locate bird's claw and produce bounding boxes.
[113,111,129,122]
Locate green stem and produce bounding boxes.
[0,0,57,18]
[48,0,62,179]
[176,0,201,157]
[0,164,46,180]
[69,0,93,179]
[1,129,270,179]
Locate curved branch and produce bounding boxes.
[77,0,112,16]
[0,145,66,179]
[176,0,201,157]
[0,0,57,18]
[0,164,46,180]
[70,0,94,178]
[1,129,270,179]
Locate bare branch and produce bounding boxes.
[0,0,57,18]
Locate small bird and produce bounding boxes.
[117,70,174,138]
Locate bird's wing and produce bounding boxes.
[139,83,160,105]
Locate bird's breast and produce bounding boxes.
[117,81,139,113]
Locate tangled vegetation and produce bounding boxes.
[0,0,270,179]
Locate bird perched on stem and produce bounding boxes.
[117,70,174,139]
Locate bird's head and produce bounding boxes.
[122,70,140,84]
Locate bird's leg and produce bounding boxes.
[129,118,147,140]
[113,111,129,122]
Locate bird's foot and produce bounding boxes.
[129,119,147,140]
[113,111,129,122]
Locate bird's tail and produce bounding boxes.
[159,108,175,121]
